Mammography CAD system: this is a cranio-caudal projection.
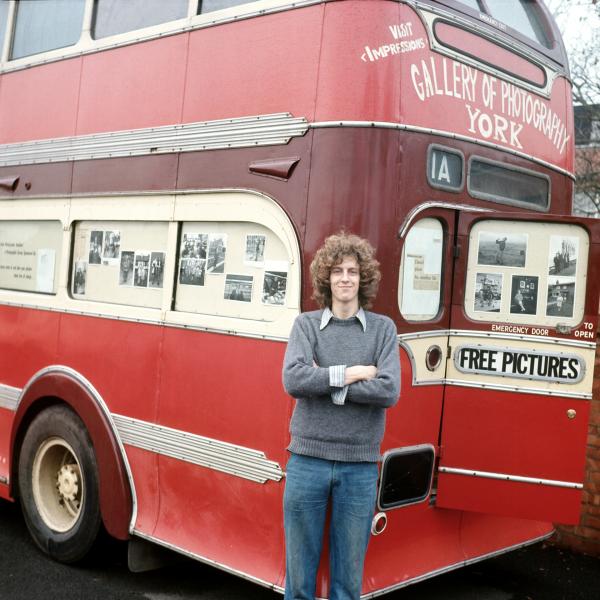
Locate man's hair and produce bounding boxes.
[310,232,381,309]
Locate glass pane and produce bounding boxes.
[453,0,481,10]
[379,448,434,509]
[11,0,86,60]
[175,222,290,320]
[0,221,62,294]
[72,221,168,308]
[0,0,9,56]
[487,0,550,47]
[399,218,443,321]
[93,0,188,39]
[469,159,549,210]
[199,0,259,14]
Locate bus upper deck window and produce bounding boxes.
[487,0,551,48]
[11,0,86,60]
[453,0,482,10]
[468,158,550,212]
[398,218,444,322]
[198,1,257,14]
[93,0,188,39]
[0,1,8,57]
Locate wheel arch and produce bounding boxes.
[11,366,135,540]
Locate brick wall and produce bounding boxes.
[554,337,600,556]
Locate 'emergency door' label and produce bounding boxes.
[454,345,585,384]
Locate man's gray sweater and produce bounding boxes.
[282,309,400,462]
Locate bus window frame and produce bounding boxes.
[467,155,551,213]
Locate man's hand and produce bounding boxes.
[344,365,377,385]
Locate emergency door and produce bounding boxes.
[436,212,599,524]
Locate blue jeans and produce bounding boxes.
[283,453,379,600]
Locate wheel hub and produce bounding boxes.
[56,464,79,502]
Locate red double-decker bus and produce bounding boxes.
[0,0,597,597]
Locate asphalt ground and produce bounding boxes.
[0,499,598,599]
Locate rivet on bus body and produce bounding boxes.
[567,409,576,419]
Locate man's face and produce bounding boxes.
[329,255,360,307]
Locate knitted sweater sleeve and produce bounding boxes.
[346,318,400,408]
[282,316,331,398]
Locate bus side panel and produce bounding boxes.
[0,57,82,144]
[76,35,188,136]
[154,329,290,583]
[0,410,14,492]
[183,6,324,124]
[0,305,60,385]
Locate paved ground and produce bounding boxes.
[0,500,598,599]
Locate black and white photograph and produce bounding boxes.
[244,234,266,266]
[149,252,165,288]
[225,274,253,302]
[510,275,539,315]
[473,272,503,312]
[181,233,207,259]
[102,230,121,260]
[179,258,206,286]
[546,276,575,317]
[119,251,135,285]
[89,230,104,264]
[73,261,87,295]
[134,252,150,288]
[477,232,527,268]
[262,270,288,305]
[207,234,227,274]
[548,235,578,277]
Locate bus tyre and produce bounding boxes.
[18,405,101,563]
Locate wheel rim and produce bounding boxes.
[31,437,84,532]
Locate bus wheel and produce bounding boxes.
[18,405,101,563]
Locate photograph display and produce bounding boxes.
[477,232,527,268]
[473,272,502,312]
[244,234,266,266]
[89,231,104,264]
[119,251,135,285]
[102,230,121,260]
[73,261,87,295]
[510,275,538,315]
[181,233,207,259]
[225,274,253,302]
[134,252,150,288]
[149,252,165,288]
[262,261,288,305]
[548,235,578,277]
[180,258,206,286]
[546,276,575,317]
[207,234,227,274]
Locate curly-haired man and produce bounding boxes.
[282,232,400,600]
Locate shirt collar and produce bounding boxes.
[320,306,366,331]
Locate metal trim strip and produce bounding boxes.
[112,414,283,484]
[0,113,308,167]
[444,378,591,400]
[439,466,583,489]
[0,383,20,411]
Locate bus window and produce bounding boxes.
[468,158,550,212]
[453,0,482,10]
[93,0,188,39]
[465,219,589,327]
[175,221,290,321]
[0,221,62,294]
[399,218,444,321]
[199,1,258,14]
[71,221,168,308]
[487,1,551,48]
[11,0,86,60]
[0,0,8,56]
